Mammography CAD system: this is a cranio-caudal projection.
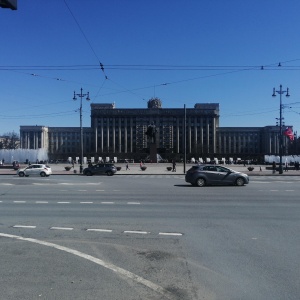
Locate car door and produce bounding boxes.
[214,166,233,185]
[24,165,34,176]
[94,164,104,175]
[202,166,220,184]
[32,165,41,176]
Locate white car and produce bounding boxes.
[17,164,52,177]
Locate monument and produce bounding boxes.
[145,122,158,163]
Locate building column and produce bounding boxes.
[176,118,180,153]
[130,117,133,153]
[99,118,103,153]
[118,118,122,153]
[124,118,128,153]
[206,119,210,153]
[188,116,191,154]
[112,118,116,153]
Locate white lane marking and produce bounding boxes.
[86,229,112,232]
[36,201,48,204]
[0,201,2,203]
[50,227,73,230]
[101,202,114,204]
[13,201,26,203]
[80,202,93,204]
[1,183,13,185]
[0,233,176,300]
[57,202,70,204]
[159,232,183,236]
[13,225,36,229]
[59,183,74,185]
[124,230,149,235]
[127,202,140,205]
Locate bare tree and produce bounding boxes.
[0,132,20,149]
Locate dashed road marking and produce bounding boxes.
[57,202,70,204]
[124,230,149,235]
[86,228,112,233]
[13,201,26,203]
[159,232,183,236]
[50,227,73,231]
[80,201,93,204]
[36,201,48,204]
[9,225,183,238]
[13,225,36,229]
[127,202,140,205]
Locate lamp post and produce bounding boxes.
[73,88,90,173]
[272,85,290,174]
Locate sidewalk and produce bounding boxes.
[1,163,300,176]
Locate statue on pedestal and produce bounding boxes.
[145,122,157,143]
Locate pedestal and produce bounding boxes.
[149,143,157,163]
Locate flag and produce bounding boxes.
[283,127,294,141]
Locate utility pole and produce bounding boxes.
[73,88,90,173]
[272,85,290,174]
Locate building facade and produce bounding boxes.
[19,99,293,160]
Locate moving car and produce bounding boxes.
[185,164,249,187]
[17,164,52,177]
[83,163,117,176]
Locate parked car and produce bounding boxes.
[185,164,249,187]
[83,163,117,176]
[12,161,20,170]
[17,164,52,177]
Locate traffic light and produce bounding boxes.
[0,0,17,10]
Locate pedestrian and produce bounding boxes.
[126,163,130,170]
[172,160,176,172]
[140,161,143,169]
[285,161,289,172]
[272,161,276,174]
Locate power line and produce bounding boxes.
[63,0,108,79]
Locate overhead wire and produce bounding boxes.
[63,0,108,81]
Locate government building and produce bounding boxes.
[19,98,292,162]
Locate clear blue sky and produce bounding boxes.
[1,0,300,135]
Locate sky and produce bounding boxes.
[1,0,300,136]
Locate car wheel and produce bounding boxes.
[40,172,46,177]
[18,172,25,177]
[85,171,92,176]
[106,171,113,176]
[236,177,245,186]
[196,178,205,187]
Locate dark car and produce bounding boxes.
[185,164,249,187]
[83,163,117,176]
[12,161,20,170]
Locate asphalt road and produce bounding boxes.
[1,174,300,300]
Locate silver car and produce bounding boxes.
[185,164,249,187]
[17,164,52,177]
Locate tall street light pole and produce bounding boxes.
[272,85,290,174]
[73,88,90,173]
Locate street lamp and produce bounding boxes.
[272,85,290,174]
[73,88,90,173]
